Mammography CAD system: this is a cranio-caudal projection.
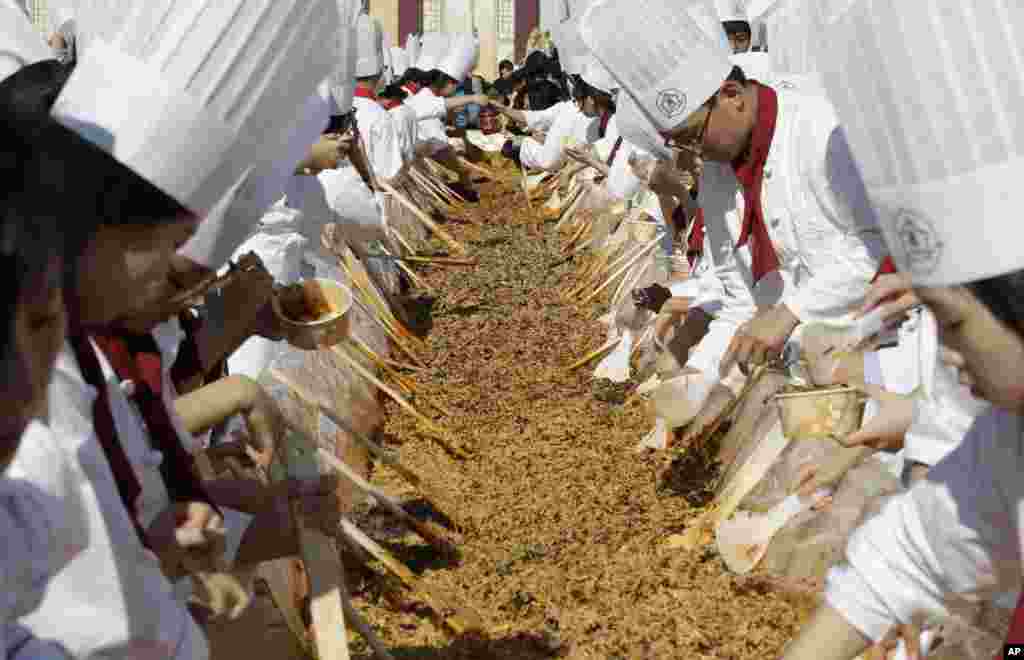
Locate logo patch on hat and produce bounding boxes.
[894,208,944,277]
[656,89,687,119]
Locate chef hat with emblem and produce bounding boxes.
[390,47,410,79]
[616,92,674,161]
[1,2,52,82]
[580,57,617,95]
[416,32,450,72]
[581,0,733,133]
[179,83,335,269]
[355,13,384,78]
[51,0,340,217]
[438,33,478,81]
[820,0,1024,286]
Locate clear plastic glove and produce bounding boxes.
[839,393,914,453]
[858,273,918,328]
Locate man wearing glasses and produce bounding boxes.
[583,0,887,445]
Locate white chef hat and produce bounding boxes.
[438,33,478,81]
[616,91,674,161]
[581,0,733,133]
[1,2,51,83]
[52,0,340,217]
[551,13,590,76]
[416,32,450,71]
[820,0,1024,286]
[179,83,334,269]
[390,47,410,79]
[405,33,421,66]
[355,13,384,78]
[329,0,361,115]
[715,0,748,24]
[580,56,617,95]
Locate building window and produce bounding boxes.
[496,0,514,41]
[421,0,443,33]
[28,0,50,34]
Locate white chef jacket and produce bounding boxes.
[404,88,449,155]
[685,86,886,379]
[388,104,419,165]
[22,342,208,660]
[3,421,90,660]
[520,102,600,171]
[826,407,1024,642]
[353,96,404,181]
[317,165,388,247]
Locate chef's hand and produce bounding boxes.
[531,129,547,143]
[647,161,694,198]
[872,622,925,660]
[303,134,347,173]
[839,392,913,453]
[147,501,226,579]
[217,253,281,341]
[720,304,800,377]
[858,273,918,328]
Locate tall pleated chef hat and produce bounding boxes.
[580,0,733,133]
[390,47,410,79]
[1,2,51,82]
[416,32,450,72]
[580,56,617,95]
[715,0,747,23]
[405,33,421,66]
[179,83,336,269]
[51,0,340,217]
[819,0,1024,285]
[355,13,384,78]
[551,11,590,76]
[438,33,478,81]
[616,91,674,161]
[330,0,362,115]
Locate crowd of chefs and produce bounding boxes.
[2,0,1024,658]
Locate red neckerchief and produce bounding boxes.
[90,331,219,514]
[67,332,149,546]
[1000,591,1024,658]
[354,86,377,100]
[598,110,612,139]
[380,98,401,110]
[688,208,706,257]
[872,256,897,283]
[733,82,780,284]
[605,136,624,167]
[402,82,420,95]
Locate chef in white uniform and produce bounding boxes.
[16,1,340,657]
[350,14,404,181]
[583,0,886,437]
[0,63,96,657]
[778,2,1024,657]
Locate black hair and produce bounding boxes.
[378,82,408,103]
[526,79,564,112]
[722,20,752,36]
[0,60,192,230]
[356,74,382,84]
[401,67,431,86]
[427,69,458,91]
[727,65,747,84]
[498,59,514,72]
[967,269,1024,330]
